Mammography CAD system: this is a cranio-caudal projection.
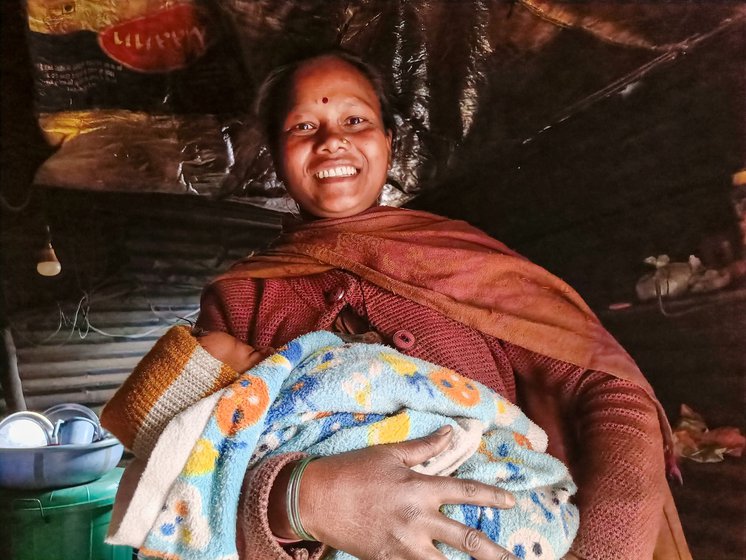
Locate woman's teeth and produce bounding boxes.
[315,166,357,179]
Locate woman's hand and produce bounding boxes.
[299,426,519,560]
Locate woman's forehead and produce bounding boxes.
[289,56,379,107]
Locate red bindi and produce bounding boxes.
[322,97,328,104]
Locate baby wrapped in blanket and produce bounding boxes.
[103,328,578,560]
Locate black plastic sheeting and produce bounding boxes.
[26,0,745,211]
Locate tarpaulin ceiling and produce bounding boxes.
[26,0,746,211]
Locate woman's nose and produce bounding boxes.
[315,125,349,153]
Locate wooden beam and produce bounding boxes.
[0,327,26,412]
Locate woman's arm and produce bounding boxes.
[503,341,666,560]
[195,277,261,341]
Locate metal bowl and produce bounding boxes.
[0,437,124,490]
[43,403,100,426]
[0,412,54,448]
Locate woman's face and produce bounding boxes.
[277,56,392,219]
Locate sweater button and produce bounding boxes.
[392,329,416,350]
[325,286,346,304]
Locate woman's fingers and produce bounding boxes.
[297,433,517,560]
[431,516,520,560]
[389,424,454,467]
[430,475,515,509]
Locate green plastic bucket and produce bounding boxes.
[0,468,132,560]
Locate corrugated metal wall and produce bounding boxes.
[1,190,282,415]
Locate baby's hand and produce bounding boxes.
[195,330,273,373]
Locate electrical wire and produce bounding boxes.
[0,188,34,212]
[9,290,199,346]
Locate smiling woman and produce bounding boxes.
[265,55,393,219]
[100,49,690,560]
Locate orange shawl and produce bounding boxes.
[219,206,673,452]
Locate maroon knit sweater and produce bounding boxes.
[196,269,666,560]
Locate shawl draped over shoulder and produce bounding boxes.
[217,206,673,456]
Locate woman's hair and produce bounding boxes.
[255,49,397,160]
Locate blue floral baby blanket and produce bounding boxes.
[138,331,578,560]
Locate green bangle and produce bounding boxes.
[286,456,319,542]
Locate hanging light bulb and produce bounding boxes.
[36,226,61,277]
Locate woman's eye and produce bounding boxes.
[346,116,366,126]
[291,122,315,132]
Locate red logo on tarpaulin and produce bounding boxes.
[98,4,211,73]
